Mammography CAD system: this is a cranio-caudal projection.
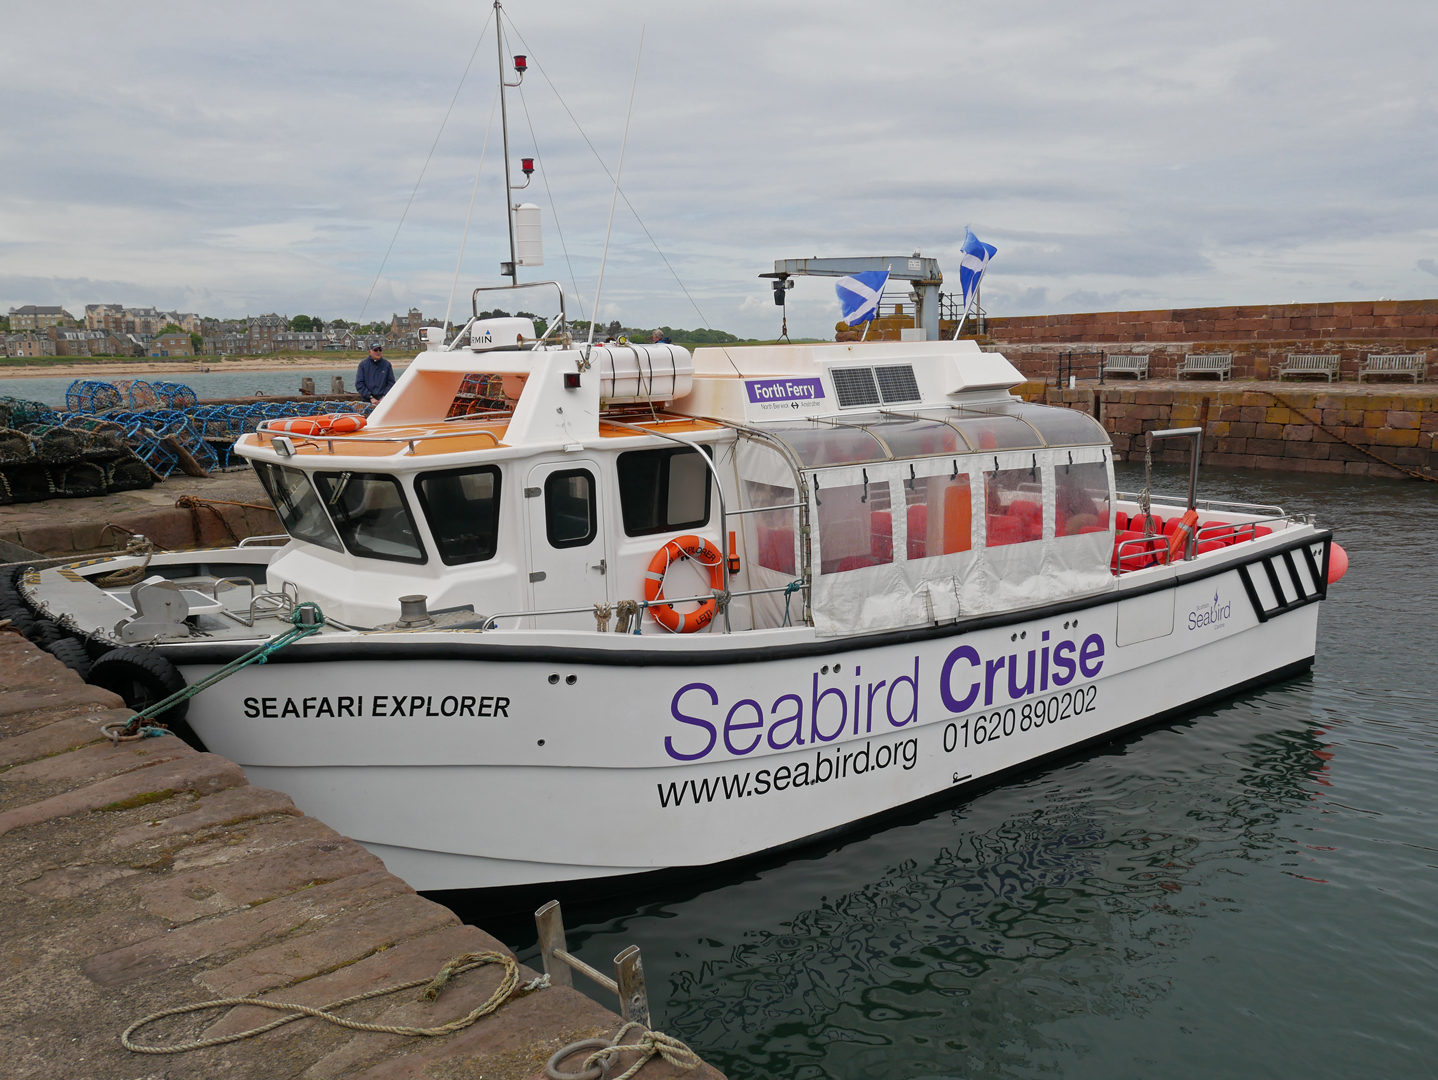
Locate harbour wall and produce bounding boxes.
[1017,382,1438,479]
[0,632,722,1079]
[980,298,1438,383]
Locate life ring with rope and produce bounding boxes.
[643,535,724,633]
[268,414,367,437]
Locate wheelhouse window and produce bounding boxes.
[616,447,712,536]
[252,462,342,552]
[817,478,893,575]
[545,468,597,548]
[985,467,1044,547]
[416,465,502,564]
[312,472,426,563]
[1055,461,1111,536]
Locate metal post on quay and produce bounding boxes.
[535,900,651,1028]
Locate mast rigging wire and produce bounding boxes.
[516,84,586,323]
[587,28,644,347]
[500,16,734,354]
[357,11,494,324]
[442,86,501,337]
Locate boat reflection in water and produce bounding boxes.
[510,685,1339,1079]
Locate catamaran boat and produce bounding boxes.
[15,10,1344,892]
[19,310,1343,891]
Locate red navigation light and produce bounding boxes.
[521,157,535,176]
[513,54,527,73]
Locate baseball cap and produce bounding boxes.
[369,342,383,351]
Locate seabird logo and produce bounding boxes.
[1187,591,1232,630]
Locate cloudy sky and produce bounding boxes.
[3,0,1436,339]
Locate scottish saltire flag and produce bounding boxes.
[835,270,889,326]
[958,228,997,309]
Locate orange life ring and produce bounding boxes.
[1167,509,1199,563]
[644,535,724,633]
[269,414,367,436]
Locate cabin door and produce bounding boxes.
[525,460,610,631]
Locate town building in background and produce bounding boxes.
[246,313,288,353]
[8,305,76,330]
[391,308,426,335]
[148,331,193,358]
[272,330,326,351]
[49,328,133,356]
[82,304,198,336]
[3,333,56,357]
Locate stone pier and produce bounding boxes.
[0,633,722,1080]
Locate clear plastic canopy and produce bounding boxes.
[756,402,1108,469]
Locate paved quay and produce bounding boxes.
[0,472,281,560]
[0,633,722,1080]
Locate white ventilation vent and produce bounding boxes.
[831,364,920,407]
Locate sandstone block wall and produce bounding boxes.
[1023,385,1437,479]
[978,299,1438,383]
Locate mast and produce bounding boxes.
[495,0,518,286]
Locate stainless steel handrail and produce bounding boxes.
[255,423,504,450]
[1116,491,1286,517]
[479,581,806,631]
[237,534,288,547]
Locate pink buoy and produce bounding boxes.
[1327,541,1349,583]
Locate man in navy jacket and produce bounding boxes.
[356,343,395,403]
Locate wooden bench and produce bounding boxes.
[1104,354,1148,380]
[1177,353,1233,381]
[1275,353,1341,382]
[1358,353,1426,383]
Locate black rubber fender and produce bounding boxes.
[86,646,207,751]
[46,637,93,680]
[2,609,35,638]
[87,646,190,724]
[28,619,66,649]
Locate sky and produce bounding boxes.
[2,0,1436,340]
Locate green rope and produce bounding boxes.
[131,602,326,726]
[781,580,804,627]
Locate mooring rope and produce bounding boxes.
[102,602,328,744]
[547,1020,702,1080]
[122,950,521,1054]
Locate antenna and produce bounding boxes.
[587,28,645,347]
[495,0,525,286]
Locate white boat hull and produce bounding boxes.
[175,552,1322,892]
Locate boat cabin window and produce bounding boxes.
[985,466,1044,547]
[545,468,597,548]
[415,465,502,564]
[616,447,712,536]
[252,462,343,553]
[745,480,797,574]
[904,472,972,559]
[1055,461,1110,535]
[313,472,426,564]
[817,477,893,575]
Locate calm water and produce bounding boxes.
[470,464,1438,1079]
[0,365,410,407]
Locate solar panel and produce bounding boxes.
[875,365,921,404]
[830,367,880,408]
